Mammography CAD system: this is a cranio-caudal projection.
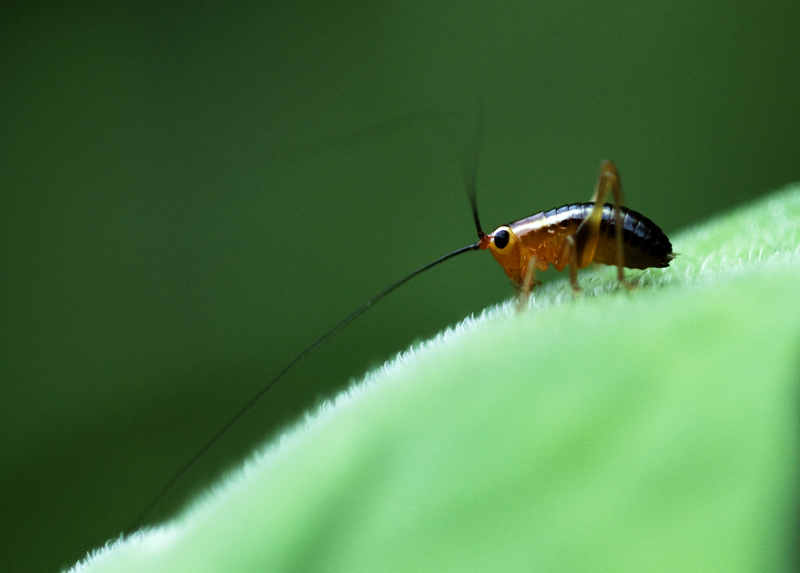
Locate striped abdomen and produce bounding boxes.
[512,203,674,270]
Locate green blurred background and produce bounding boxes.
[1,2,798,571]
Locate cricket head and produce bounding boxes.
[481,224,525,286]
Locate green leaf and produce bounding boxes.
[69,185,800,572]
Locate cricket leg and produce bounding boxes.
[559,236,582,293]
[574,159,632,288]
[517,254,540,309]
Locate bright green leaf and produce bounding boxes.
[69,185,800,573]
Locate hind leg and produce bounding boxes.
[571,160,631,287]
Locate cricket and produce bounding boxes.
[127,159,674,533]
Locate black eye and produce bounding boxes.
[494,229,510,249]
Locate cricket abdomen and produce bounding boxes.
[512,203,674,271]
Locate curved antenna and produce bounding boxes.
[126,241,481,534]
[462,101,486,241]
[468,177,485,241]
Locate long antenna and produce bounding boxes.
[463,100,486,241]
[126,240,481,534]
[468,179,485,241]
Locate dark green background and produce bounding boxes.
[2,2,798,571]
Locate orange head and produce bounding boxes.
[480,225,526,286]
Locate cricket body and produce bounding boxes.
[127,159,673,533]
[476,159,674,294]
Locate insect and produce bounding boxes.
[127,159,674,533]
[480,160,674,296]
